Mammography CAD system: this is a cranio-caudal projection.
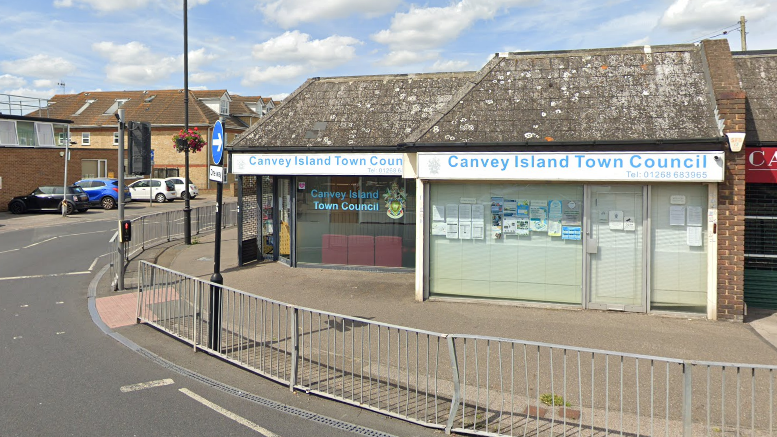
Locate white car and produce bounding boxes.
[128,178,177,203]
[165,177,199,199]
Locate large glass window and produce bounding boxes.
[17,121,36,146]
[0,120,17,145]
[429,183,584,304]
[296,176,415,268]
[650,184,708,313]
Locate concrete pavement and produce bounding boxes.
[98,225,777,365]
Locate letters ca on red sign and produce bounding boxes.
[746,147,777,184]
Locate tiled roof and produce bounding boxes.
[191,89,229,100]
[733,50,777,143]
[410,45,721,144]
[231,72,476,148]
[230,95,263,115]
[34,89,246,130]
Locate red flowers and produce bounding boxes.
[172,128,206,153]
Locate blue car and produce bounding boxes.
[74,178,131,210]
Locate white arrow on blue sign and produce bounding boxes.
[212,120,224,165]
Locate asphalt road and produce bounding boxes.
[0,200,399,437]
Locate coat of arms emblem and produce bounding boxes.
[383,182,407,219]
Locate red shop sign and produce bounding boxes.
[746,147,777,183]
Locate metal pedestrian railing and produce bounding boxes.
[109,203,237,290]
[135,261,777,437]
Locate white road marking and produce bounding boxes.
[0,271,90,282]
[120,378,175,393]
[0,248,20,254]
[13,336,22,340]
[56,301,64,305]
[23,236,58,248]
[56,332,65,335]
[178,388,280,437]
[20,304,28,308]
[88,252,111,271]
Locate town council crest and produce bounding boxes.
[383,182,407,219]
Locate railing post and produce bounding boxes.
[167,211,171,242]
[445,335,461,435]
[683,361,693,437]
[193,279,199,352]
[290,306,299,392]
[141,217,145,250]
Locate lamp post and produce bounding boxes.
[183,0,192,245]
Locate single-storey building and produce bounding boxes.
[228,39,747,321]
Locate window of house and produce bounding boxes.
[220,98,229,115]
[73,99,96,116]
[82,132,90,145]
[153,168,179,179]
[81,159,108,178]
[35,123,55,146]
[16,121,37,146]
[113,132,119,145]
[0,120,17,145]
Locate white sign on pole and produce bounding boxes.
[209,165,226,183]
[417,152,725,182]
[231,153,404,176]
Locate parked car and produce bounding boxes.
[164,177,199,199]
[7,185,90,214]
[74,178,131,210]
[128,178,177,203]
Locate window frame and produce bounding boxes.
[82,132,91,146]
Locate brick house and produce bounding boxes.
[36,89,261,193]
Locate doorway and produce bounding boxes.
[587,185,647,312]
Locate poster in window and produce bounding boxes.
[446,222,459,239]
[562,200,581,226]
[458,204,472,221]
[623,215,636,231]
[491,197,504,239]
[446,204,459,224]
[503,217,518,235]
[431,222,447,236]
[530,201,548,232]
[472,204,485,221]
[687,206,703,226]
[547,200,562,236]
[459,221,472,239]
[516,200,530,235]
[432,204,445,221]
[608,210,624,230]
[669,206,686,226]
[472,222,484,239]
[562,226,582,240]
[687,226,703,247]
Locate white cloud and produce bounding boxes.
[252,31,361,68]
[430,59,471,71]
[93,41,178,85]
[241,65,308,86]
[190,72,219,83]
[54,0,209,12]
[4,87,60,99]
[0,54,76,78]
[378,50,437,66]
[268,92,289,101]
[659,0,770,30]
[187,48,218,70]
[0,74,26,89]
[33,79,57,88]
[259,0,400,28]
[372,0,531,51]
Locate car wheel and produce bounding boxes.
[9,201,25,214]
[101,196,116,210]
[60,202,74,215]
[181,191,189,200]
[155,193,167,203]
[77,208,88,213]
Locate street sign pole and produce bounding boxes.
[116,109,126,291]
[208,119,224,350]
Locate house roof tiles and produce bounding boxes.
[733,50,777,143]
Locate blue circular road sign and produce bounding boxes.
[212,120,224,165]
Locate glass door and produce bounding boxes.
[261,176,274,259]
[587,185,646,312]
[278,177,292,264]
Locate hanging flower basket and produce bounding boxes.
[173,127,206,153]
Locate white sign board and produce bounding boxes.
[231,153,404,176]
[209,165,226,183]
[417,152,724,182]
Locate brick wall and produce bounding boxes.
[702,39,747,321]
[0,147,123,212]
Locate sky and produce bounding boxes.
[0,0,774,102]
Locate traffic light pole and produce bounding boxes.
[117,108,126,291]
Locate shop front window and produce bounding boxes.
[296,176,415,268]
[429,183,584,304]
[650,184,708,313]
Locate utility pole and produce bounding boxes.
[183,0,192,245]
[740,16,747,51]
[117,108,126,290]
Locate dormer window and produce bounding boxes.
[73,99,96,116]
[220,98,229,115]
[104,99,129,115]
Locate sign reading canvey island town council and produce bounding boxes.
[417,152,725,182]
[231,153,403,176]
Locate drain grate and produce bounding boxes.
[137,349,397,437]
